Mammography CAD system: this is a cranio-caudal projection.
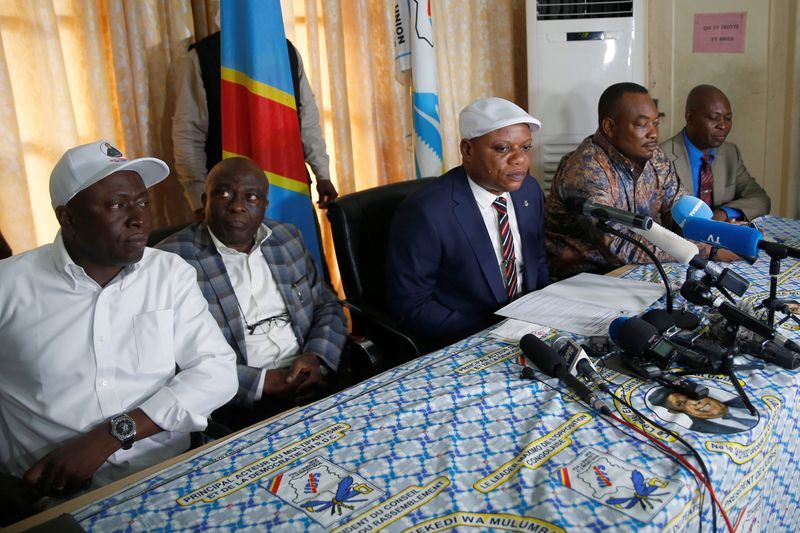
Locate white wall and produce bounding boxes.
[648,0,799,217]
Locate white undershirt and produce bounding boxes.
[467,176,525,290]
[208,225,300,383]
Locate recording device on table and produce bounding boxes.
[519,334,612,415]
[674,195,800,330]
[608,317,708,399]
[640,309,725,361]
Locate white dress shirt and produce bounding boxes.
[467,176,525,289]
[0,233,237,486]
[208,225,300,380]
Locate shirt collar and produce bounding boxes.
[466,174,510,209]
[592,129,647,176]
[682,129,715,164]
[52,231,140,290]
[208,223,271,256]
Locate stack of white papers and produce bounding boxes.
[495,272,666,336]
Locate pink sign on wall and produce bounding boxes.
[693,12,747,53]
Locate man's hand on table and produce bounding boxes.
[22,425,120,497]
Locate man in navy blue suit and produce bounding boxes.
[387,97,549,349]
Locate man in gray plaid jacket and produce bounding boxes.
[158,157,346,429]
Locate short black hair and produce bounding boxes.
[598,82,649,121]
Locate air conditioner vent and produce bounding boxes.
[537,0,633,20]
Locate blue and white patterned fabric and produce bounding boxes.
[62,218,800,532]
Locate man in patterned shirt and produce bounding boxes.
[544,82,732,279]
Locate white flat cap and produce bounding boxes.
[50,140,169,208]
[459,97,542,140]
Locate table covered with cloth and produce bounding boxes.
[23,217,800,532]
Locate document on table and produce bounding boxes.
[495,272,666,336]
[489,318,551,343]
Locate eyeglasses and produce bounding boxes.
[246,312,290,335]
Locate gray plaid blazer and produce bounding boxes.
[157,220,346,407]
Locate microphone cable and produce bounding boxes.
[523,365,735,533]
[603,378,734,533]
[520,364,732,532]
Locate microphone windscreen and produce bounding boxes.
[608,316,629,344]
[519,334,562,378]
[615,317,659,357]
[682,217,762,257]
[631,223,699,264]
[641,309,675,333]
[672,196,713,227]
[564,196,586,214]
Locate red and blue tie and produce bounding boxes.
[492,196,520,300]
[699,154,714,208]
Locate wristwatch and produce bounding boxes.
[110,414,136,450]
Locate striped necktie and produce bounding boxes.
[699,154,714,208]
[492,196,519,300]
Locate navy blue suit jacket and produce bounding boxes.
[386,166,549,345]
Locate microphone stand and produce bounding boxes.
[675,320,758,415]
[597,221,674,313]
[753,246,800,330]
[674,279,759,415]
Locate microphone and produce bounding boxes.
[682,216,800,260]
[609,317,709,398]
[552,337,607,391]
[519,334,612,414]
[680,280,800,354]
[739,339,800,370]
[630,222,749,296]
[641,309,725,360]
[671,195,713,228]
[565,197,653,230]
[608,316,679,367]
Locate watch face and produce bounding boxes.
[115,418,135,436]
[111,414,136,446]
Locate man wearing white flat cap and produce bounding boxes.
[387,97,549,350]
[0,141,236,523]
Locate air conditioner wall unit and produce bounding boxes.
[527,0,647,191]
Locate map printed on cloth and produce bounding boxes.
[266,455,383,527]
[557,448,682,523]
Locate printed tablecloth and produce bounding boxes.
[65,217,800,532]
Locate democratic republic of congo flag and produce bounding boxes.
[220,0,322,266]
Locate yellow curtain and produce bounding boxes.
[0,0,212,255]
[1,0,527,264]
[290,0,528,291]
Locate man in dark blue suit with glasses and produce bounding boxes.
[387,97,550,350]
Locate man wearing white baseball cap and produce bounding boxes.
[387,97,550,350]
[0,141,237,523]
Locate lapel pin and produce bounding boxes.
[523,200,529,207]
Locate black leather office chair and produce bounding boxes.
[327,177,437,369]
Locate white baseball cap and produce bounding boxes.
[459,97,542,140]
[49,140,170,208]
